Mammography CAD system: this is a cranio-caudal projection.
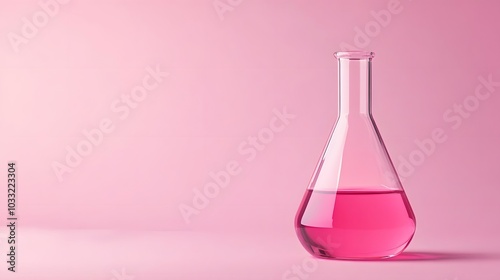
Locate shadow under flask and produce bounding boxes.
[295,51,416,260]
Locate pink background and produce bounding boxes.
[0,0,499,279]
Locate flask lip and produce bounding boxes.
[334,51,375,60]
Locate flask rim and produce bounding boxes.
[334,51,375,60]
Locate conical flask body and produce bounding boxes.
[295,51,416,260]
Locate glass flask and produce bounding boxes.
[295,51,416,260]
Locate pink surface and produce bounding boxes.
[0,0,499,279]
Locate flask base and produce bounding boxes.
[295,189,416,260]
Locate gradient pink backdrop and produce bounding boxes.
[0,0,499,279]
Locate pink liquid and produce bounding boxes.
[295,189,416,259]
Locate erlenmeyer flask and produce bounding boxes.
[295,51,416,260]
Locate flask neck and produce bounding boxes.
[338,58,372,117]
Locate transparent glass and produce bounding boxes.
[295,51,416,260]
